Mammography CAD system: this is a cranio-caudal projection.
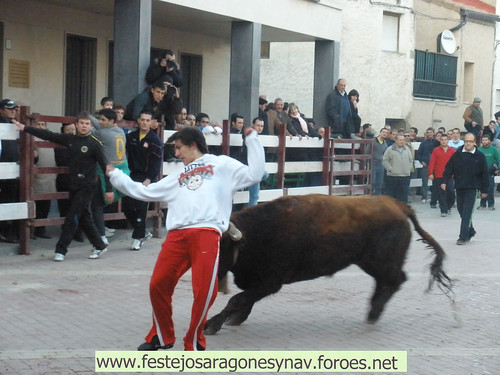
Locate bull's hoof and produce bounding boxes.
[204,316,223,335]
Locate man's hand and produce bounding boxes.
[12,120,25,131]
[105,192,114,204]
[481,193,488,199]
[143,178,151,187]
[429,174,434,181]
[243,127,255,137]
[105,164,115,176]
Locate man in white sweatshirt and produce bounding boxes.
[107,126,265,351]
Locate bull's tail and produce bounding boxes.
[406,206,455,301]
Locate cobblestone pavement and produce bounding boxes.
[0,198,499,374]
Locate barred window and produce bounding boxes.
[413,50,457,101]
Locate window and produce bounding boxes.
[413,50,457,101]
[463,62,474,103]
[382,13,399,52]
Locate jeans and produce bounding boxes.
[479,175,495,207]
[372,164,384,195]
[434,177,455,214]
[247,171,269,207]
[456,189,477,241]
[386,175,410,203]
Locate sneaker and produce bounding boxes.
[101,235,109,246]
[440,212,447,217]
[456,239,467,245]
[477,206,486,210]
[54,253,65,262]
[430,204,437,209]
[105,227,115,238]
[143,232,153,241]
[131,238,142,251]
[137,335,173,351]
[421,198,428,204]
[89,247,108,259]
[489,207,495,211]
[447,210,452,216]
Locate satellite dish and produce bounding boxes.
[441,30,456,54]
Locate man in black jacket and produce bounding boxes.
[14,112,113,261]
[442,133,489,245]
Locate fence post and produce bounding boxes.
[18,106,33,255]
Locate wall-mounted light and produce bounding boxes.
[5,39,12,50]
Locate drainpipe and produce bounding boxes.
[437,9,468,53]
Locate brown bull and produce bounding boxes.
[204,194,453,335]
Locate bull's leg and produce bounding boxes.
[204,283,282,335]
[367,273,406,323]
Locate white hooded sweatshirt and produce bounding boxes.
[109,131,265,234]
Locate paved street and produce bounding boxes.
[0,197,499,374]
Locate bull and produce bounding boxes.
[204,194,453,335]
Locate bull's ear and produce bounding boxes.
[226,222,242,241]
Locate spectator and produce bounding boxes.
[100,96,113,110]
[230,113,244,134]
[325,78,353,139]
[186,114,196,127]
[107,126,265,351]
[483,120,499,143]
[428,133,455,217]
[404,130,416,202]
[409,127,419,142]
[124,82,166,122]
[54,123,84,242]
[386,130,397,147]
[477,134,500,210]
[258,97,269,135]
[382,133,413,203]
[14,112,112,261]
[145,49,183,88]
[245,117,268,206]
[362,123,375,139]
[266,98,290,136]
[442,133,489,245]
[32,121,56,239]
[371,128,389,195]
[196,112,222,135]
[437,126,446,135]
[286,103,320,162]
[123,111,163,251]
[0,99,20,243]
[463,97,483,145]
[418,127,439,204]
[348,89,361,137]
[91,109,130,246]
[174,107,190,130]
[155,75,182,130]
[448,128,464,150]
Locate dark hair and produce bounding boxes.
[362,123,372,130]
[231,113,244,123]
[195,112,210,123]
[98,108,117,122]
[113,103,126,111]
[252,117,263,124]
[139,110,153,118]
[348,89,359,102]
[151,82,166,91]
[409,126,418,134]
[100,96,113,106]
[60,122,74,133]
[167,127,208,154]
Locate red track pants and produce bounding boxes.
[145,227,220,351]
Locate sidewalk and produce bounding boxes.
[0,197,499,374]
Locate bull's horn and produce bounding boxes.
[227,221,242,241]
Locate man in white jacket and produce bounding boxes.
[107,126,265,351]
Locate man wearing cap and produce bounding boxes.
[0,99,20,243]
[463,97,483,145]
